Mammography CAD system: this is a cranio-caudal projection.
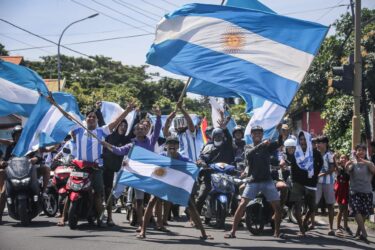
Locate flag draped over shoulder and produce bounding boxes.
[146,3,328,108]
[13,92,83,156]
[115,146,199,206]
[0,60,49,117]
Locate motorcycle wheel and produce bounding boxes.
[43,192,58,217]
[68,201,79,229]
[288,203,306,224]
[18,199,30,226]
[245,207,264,235]
[216,202,226,229]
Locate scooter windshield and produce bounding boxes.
[8,157,32,179]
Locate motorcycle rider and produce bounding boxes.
[232,125,246,163]
[225,125,283,239]
[195,126,235,215]
[0,126,50,224]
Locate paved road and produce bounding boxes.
[0,211,374,250]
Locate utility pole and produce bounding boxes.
[352,0,362,148]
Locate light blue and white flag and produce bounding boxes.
[209,97,236,134]
[0,60,49,117]
[295,131,314,178]
[100,101,136,135]
[13,92,83,156]
[188,0,274,114]
[245,100,285,144]
[147,3,328,108]
[114,145,199,206]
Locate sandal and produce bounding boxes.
[136,234,146,239]
[224,233,236,239]
[359,235,370,244]
[274,233,286,239]
[200,234,214,240]
[57,221,65,227]
[136,227,142,233]
[328,230,335,236]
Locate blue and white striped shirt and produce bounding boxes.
[73,125,110,167]
[172,129,198,162]
[318,151,335,184]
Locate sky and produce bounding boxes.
[0,0,374,81]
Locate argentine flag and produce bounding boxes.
[146,4,328,108]
[0,60,49,117]
[245,100,285,144]
[13,92,83,156]
[100,101,136,136]
[115,146,199,206]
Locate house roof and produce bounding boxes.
[0,56,24,65]
[44,78,66,92]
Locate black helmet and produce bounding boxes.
[11,125,23,139]
[232,125,245,136]
[165,136,179,144]
[250,125,263,133]
[212,128,224,139]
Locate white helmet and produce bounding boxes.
[284,138,297,147]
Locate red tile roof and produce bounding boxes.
[0,56,24,65]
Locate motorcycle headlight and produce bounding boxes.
[10,179,21,185]
[21,177,30,184]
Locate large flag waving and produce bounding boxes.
[245,100,285,144]
[0,60,49,117]
[115,146,199,206]
[100,101,136,136]
[13,92,83,156]
[146,3,328,108]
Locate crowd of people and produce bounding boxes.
[0,100,374,244]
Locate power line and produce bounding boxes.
[0,18,92,58]
[116,0,161,18]
[0,33,53,54]
[90,0,155,29]
[8,33,153,52]
[282,4,350,15]
[160,0,179,8]
[315,0,347,22]
[112,0,159,21]
[142,0,170,13]
[70,0,150,33]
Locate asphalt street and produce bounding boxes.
[0,210,374,250]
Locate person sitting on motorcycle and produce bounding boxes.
[225,125,284,239]
[232,125,246,165]
[282,133,323,236]
[195,125,235,215]
[0,126,51,224]
[57,102,135,227]
[136,136,213,240]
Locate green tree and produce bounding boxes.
[0,43,9,56]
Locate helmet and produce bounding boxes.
[11,125,23,138]
[173,115,187,130]
[232,125,245,136]
[250,125,263,133]
[212,128,224,139]
[284,138,297,147]
[165,136,179,144]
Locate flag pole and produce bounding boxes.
[43,93,104,144]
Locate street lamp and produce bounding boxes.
[57,13,99,91]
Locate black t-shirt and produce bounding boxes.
[245,136,282,182]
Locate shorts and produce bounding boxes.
[242,180,280,202]
[316,183,335,205]
[350,192,374,216]
[290,183,316,211]
[90,168,104,194]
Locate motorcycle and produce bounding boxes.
[5,157,41,226]
[245,192,274,235]
[203,162,238,229]
[66,159,97,229]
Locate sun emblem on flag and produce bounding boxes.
[221,27,246,54]
[153,167,167,177]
